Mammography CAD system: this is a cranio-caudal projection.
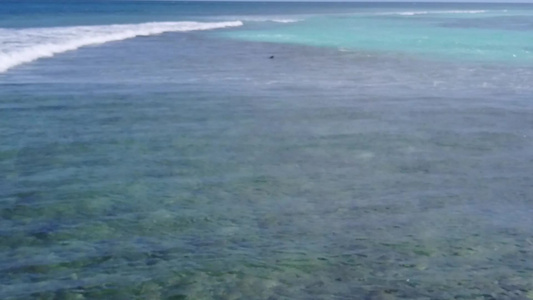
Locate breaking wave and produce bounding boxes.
[222,16,301,23]
[270,19,301,23]
[0,21,243,73]
[378,10,487,16]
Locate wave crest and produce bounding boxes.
[270,19,300,23]
[0,21,243,73]
[379,10,487,16]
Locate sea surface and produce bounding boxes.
[1,1,533,299]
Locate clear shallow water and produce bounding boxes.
[1,2,533,300]
[221,7,533,64]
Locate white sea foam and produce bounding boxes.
[220,16,301,24]
[271,19,300,23]
[0,21,243,73]
[379,10,487,16]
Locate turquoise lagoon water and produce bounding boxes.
[222,11,533,64]
[1,1,533,299]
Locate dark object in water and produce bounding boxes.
[269,55,274,59]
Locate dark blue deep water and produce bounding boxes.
[1,1,533,299]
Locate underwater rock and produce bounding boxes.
[83,286,132,299]
[365,290,396,300]
[55,290,85,300]
[138,281,162,300]
[166,295,187,300]
[527,290,533,300]
[30,292,55,300]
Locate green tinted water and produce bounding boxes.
[223,11,533,64]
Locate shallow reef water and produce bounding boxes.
[1,1,533,299]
